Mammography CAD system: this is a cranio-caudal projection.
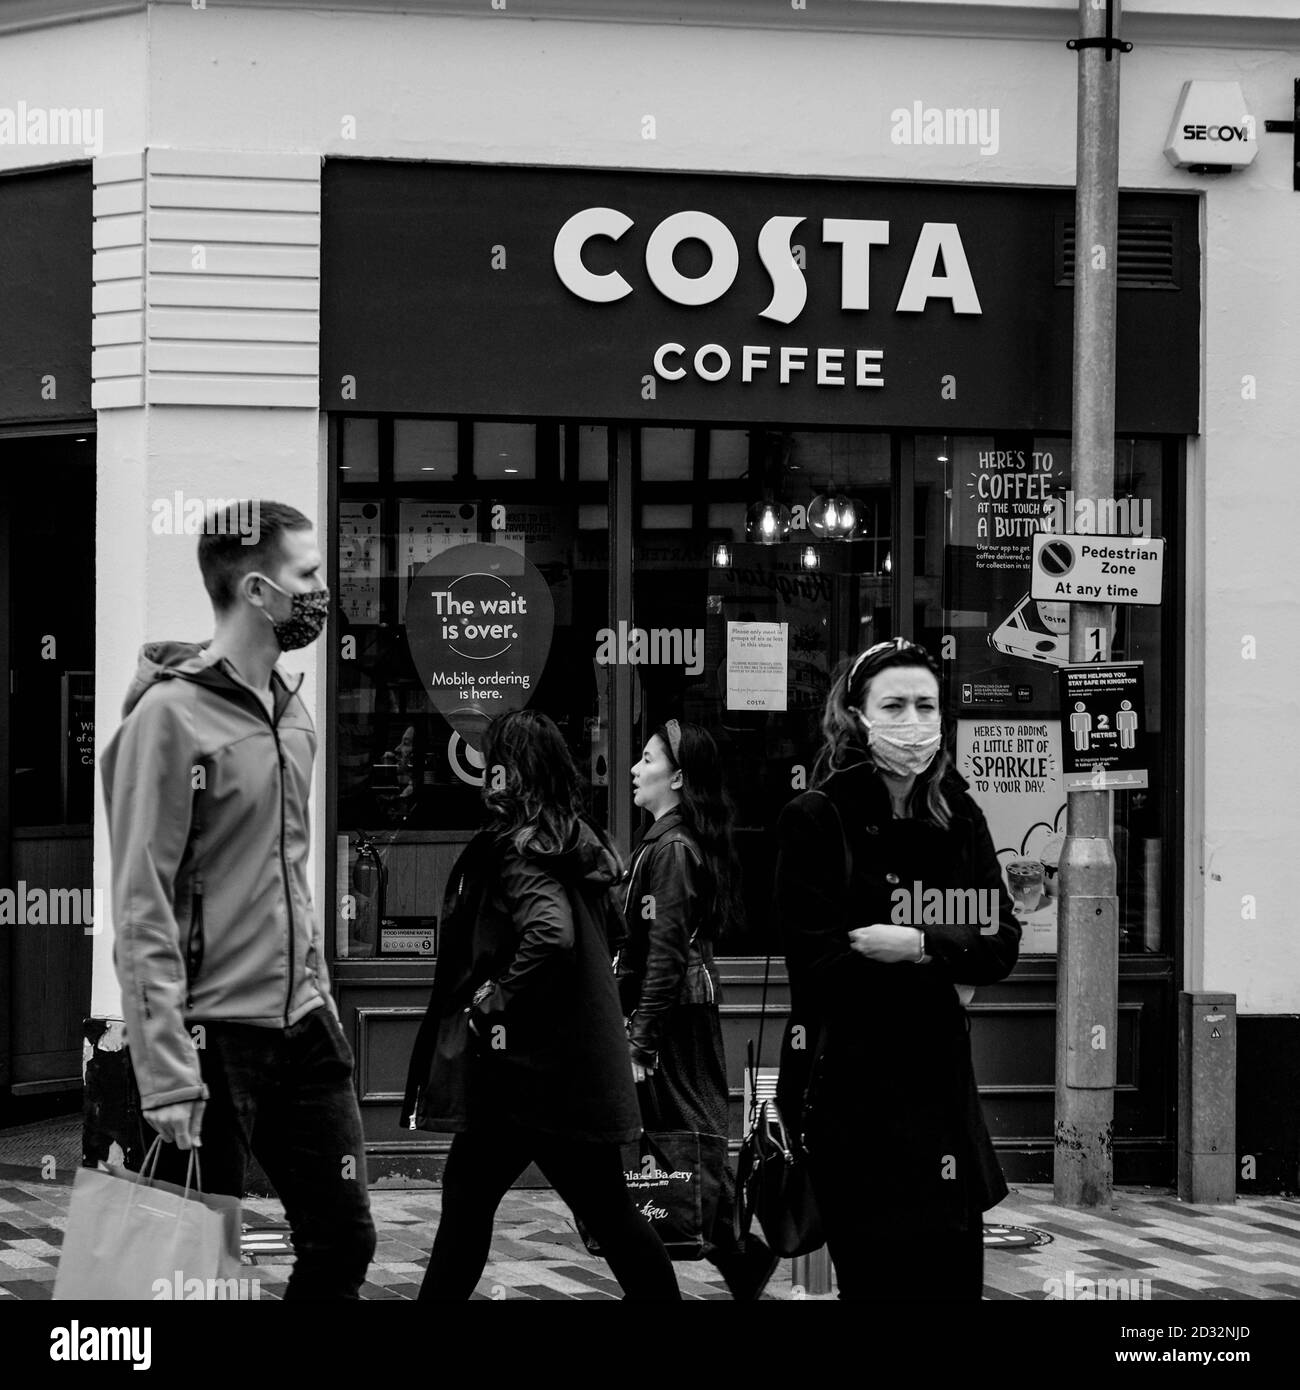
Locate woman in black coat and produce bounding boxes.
[622,719,777,1298]
[775,638,1021,1301]
[402,709,679,1301]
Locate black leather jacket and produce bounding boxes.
[617,809,720,1068]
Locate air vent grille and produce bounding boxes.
[1056,217,1180,289]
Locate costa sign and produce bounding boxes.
[320,162,1201,431]
[552,207,983,323]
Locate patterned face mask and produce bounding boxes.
[252,574,330,650]
[859,715,943,777]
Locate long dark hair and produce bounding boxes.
[652,720,744,939]
[810,641,954,829]
[480,709,590,858]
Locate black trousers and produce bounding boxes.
[419,1121,680,1301]
[148,1007,376,1300]
[810,1148,986,1301]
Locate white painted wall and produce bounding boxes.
[90,404,324,1017]
[7,2,1293,1013]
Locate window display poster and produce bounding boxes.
[946,446,1065,716]
[725,621,788,712]
[398,502,478,622]
[405,541,555,748]
[339,501,382,625]
[955,717,1066,954]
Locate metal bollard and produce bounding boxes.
[789,1246,833,1297]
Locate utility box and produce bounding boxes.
[1178,991,1236,1204]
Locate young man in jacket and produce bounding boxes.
[100,500,376,1299]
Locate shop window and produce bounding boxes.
[577,424,606,481]
[333,418,607,961]
[917,433,1169,957]
[629,425,893,955]
[5,439,96,827]
[394,419,458,480]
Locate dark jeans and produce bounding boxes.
[147,1006,377,1300]
[810,1148,985,1301]
[420,1121,680,1301]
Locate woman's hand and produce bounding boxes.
[848,924,924,963]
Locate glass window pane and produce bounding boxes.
[631,427,891,955]
[393,419,457,481]
[473,422,536,480]
[334,421,606,961]
[577,425,607,481]
[341,417,379,480]
[641,503,693,530]
[921,432,1168,958]
[640,427,695,481]
[708,430,750,479]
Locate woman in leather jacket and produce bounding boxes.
[623,718,777,1299]
[775,639,1022,1301]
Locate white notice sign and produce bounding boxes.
[1030,533,1165,606]
[726,622,788,711]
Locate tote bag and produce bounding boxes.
[53,1140,241,1301]
[580,1129,728,1261]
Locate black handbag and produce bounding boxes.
[734,789,850,1258]
[735,1033,825,1258]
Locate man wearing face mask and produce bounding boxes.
[772,637,1021,1301]
[100,500,376,1299]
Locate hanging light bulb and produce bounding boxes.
[745,500,791,544]
[829,494,857,539]
[883,549,893,574]
[807,494,838,538]
[712,542,732,568]
[800,545,820,570]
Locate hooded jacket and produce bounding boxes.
[100,641,335,1111]
[402,816,641,1144]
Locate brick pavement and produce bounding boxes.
[1,1155,1297,1300]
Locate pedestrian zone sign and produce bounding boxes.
[1059,663,1148,791]
[1031,533,1164,605]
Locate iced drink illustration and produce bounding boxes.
[1006,858,1045,914]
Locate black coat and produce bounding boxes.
[401,817,641,1145]
[775,762,1021,1230]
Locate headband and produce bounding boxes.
[847,637,939,700]
[664,718,683,762]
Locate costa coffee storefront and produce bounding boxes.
[319,161,1197,1183]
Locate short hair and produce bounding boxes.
[197,500,313,613]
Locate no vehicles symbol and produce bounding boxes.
[1038,539,1076,577]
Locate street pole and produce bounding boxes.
[1055,0,1125,1208]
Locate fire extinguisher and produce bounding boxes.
[351,832,387,958]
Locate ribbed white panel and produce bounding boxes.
[92,149,321,409]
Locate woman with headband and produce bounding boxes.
[774,638,1022,1301]
[622,718,778,1300]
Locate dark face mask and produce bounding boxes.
[252,574,330,650]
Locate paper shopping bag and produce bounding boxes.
[53,1143,235,1301]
